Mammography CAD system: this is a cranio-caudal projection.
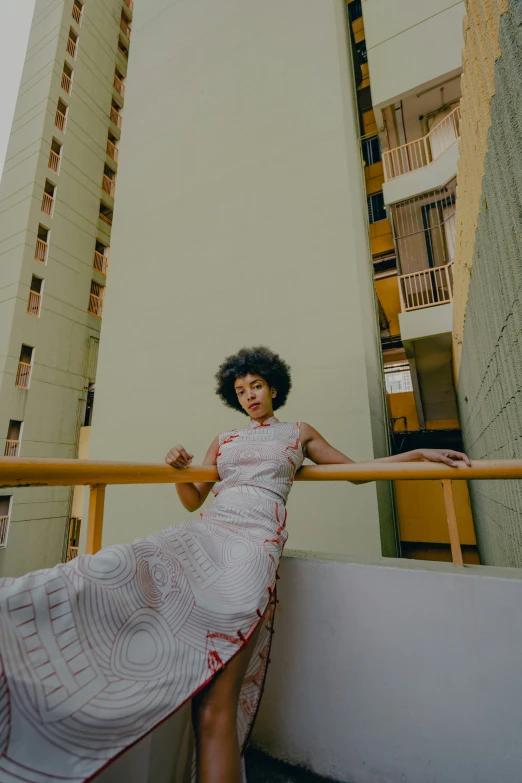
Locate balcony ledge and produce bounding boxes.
[383,140,459,207]
[399,302,453,347]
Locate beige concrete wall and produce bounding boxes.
[364,0,465,109]
[88,0,395,559]
[0,0,128,576]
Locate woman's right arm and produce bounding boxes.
[165,436,219,512]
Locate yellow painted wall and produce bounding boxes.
[359,63,370,90]
[375,274,400,334]
[362,109,377,135]
[396,479,476,545]
[365,160,384,195]
[370,219,394,256]
[425,419,460,430]
[351,15,365,44]
[388,391,419,431]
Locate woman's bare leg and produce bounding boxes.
[192,625,262,783]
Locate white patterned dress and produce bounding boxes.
[0,416,303,782]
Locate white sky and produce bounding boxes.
[0,0,36,171]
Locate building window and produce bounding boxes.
[367,192,386,224]
[28,275,43,317]
[348,0,363,22]
[362,136,381,167]
[110,101,123,129]
[120,11,132,38]
[16,345,34,389]
[0,496,12,547]
[55,99,68,132]
[94,241,109,275]
[385,363,413,395]
[41,180,56,217]
[355,39,367,65]
[118,37,129,60]
[99,202,113,225]
[4,421,22,457]
[49,139,62,173]
[67,28,79,59]
[35,225,50,263]
[89,281,105,317]
[84,383,95,426]
[102,165,116,198]
[72,0,83,25]
[61,62,74,95]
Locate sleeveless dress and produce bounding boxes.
[0,416,304,782]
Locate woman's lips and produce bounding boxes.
[249,403,259,410]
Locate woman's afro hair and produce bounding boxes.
[215,346,292,414]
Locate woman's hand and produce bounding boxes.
[165,445,193,469]
[415,448,471,467]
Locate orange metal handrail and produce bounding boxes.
[106,139,119,162]
[61,71,72,94]
[49,150,61,173]
[27,291,41,316]
[120,18,131,38]
[113,74,126,98]
[55,109,67,132]
[41,193,54,216]
[99,212,112,225]
[383,106,461,182]
[3,442,20,458]
[123,0,134,12]
[88,293,103,317]
[110,106,122,129]
[72,3,82,24]
[66,37,77,59]
[94,250,108,274]
[35,238,48,263]
[1,458,522,566]
[102,174,116,197]
[15,362,32,389]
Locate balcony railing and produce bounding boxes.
[61,71,72,94]
[399,261,454,312]
[107,139,119,162]
[49,149,61,173]
[113,73,126,98]
[27,291,41,317]
[383,106,461,182]
[123,0,134,12]
[99,211,112,225]
[67,545,79,561]
[120,17,131,37]
[34,238,48,263]
[0,515,8,547]
[72,3,82,24]
[102,174,116,197]
[15,362,32,389]
[4,441,20,457]
[89,293,103,317]
[2,458,522,567]
[41,193,55,216]
[66,36,78,59]
[110,106,122,129]
[55,109,67,132]
[94,250,108,274]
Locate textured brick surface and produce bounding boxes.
[457,1,522,566]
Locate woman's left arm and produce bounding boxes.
[300,422,471,484]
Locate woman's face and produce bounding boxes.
[234,374,276,420]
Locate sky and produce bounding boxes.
[0,0,36,171]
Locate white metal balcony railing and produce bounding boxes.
[41,193,55,216]
[102,174,116,198]
[0,515,8,547]
[67,37,78,59]
[107,139,119,162]
[113,73,126,98]
[61,71,72,94]
[94,250,108,274]
[15,362,32,389]
[55,109,67,132]
[34,238,48,263]
[399,261,454,312]
[4,441,20,457]
[28,291,41,317]
[49,149,61,173]
[383,106,461,182]
[110,106,122,129]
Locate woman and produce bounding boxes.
[0,347,469,783]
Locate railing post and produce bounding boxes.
[86,484,106,555]
[441,479,464,567]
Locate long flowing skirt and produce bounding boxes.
[0,488,285,782]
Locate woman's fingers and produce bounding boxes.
[165,446,193,468]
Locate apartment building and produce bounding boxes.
[0,0,133,576]
[348,0,479,563]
